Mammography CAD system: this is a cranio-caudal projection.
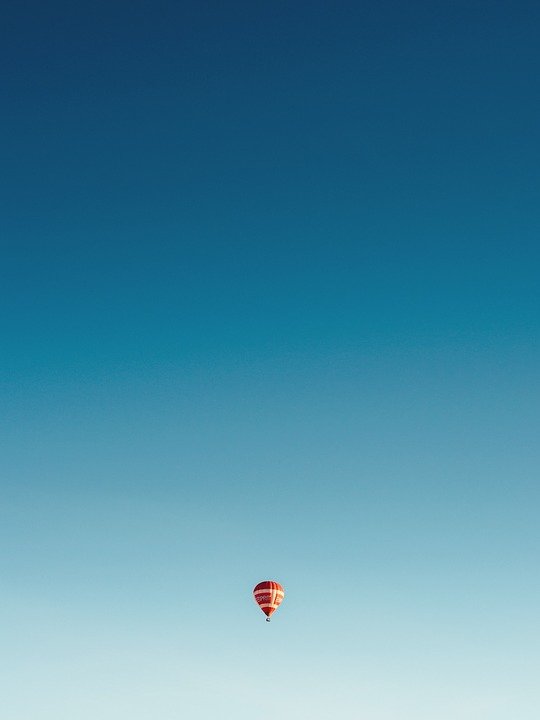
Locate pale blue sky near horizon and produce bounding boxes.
[2,1,540,718]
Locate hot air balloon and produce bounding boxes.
[253,580,285,621]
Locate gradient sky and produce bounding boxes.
[2,2,540,718]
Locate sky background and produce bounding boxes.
[2,1,540,718]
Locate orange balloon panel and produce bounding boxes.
[253,580,285,618]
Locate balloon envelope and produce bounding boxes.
[253,580,285,619]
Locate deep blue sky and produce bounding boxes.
[2,2,539,718]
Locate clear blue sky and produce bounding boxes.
[2,1,539,718]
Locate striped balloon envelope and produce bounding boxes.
[253,580,285,621]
